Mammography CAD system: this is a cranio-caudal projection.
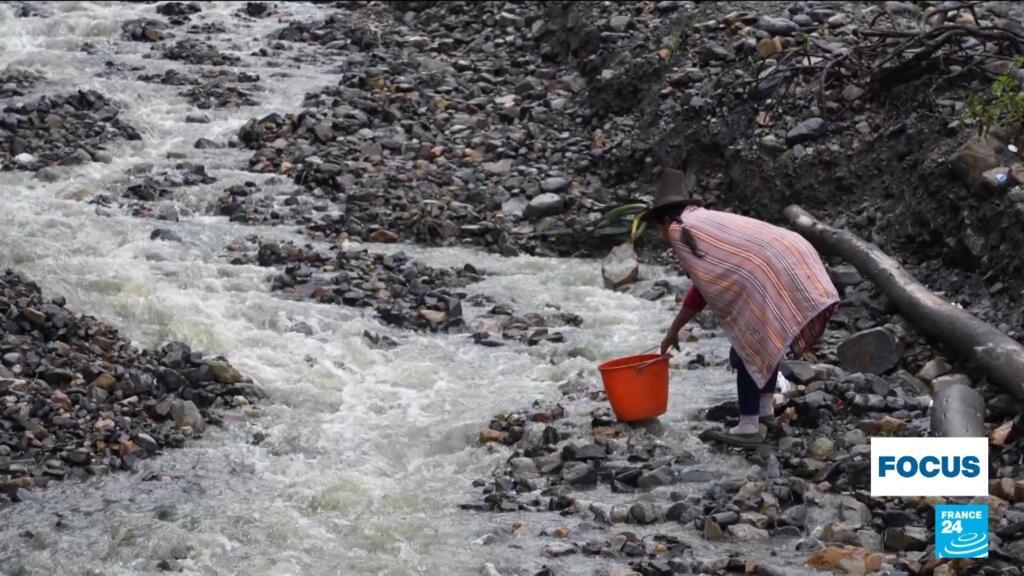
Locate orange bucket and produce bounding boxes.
[597,353,669,422]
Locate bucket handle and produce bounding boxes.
[635,353,669,374]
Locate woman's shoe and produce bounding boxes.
[699,428,763,448]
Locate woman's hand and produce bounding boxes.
[660,330,680,356]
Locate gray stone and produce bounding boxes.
[496,11,525,28]
[637,465,676,489]
[711,511,739,526]
[562,462,597,486]
[840,497,872,528]
[524,193,564,219]
[543,542,577,557]
[756,16,799,35]
[36,167,61,182]
[883,526,928,551]
[540,177,570,192]
[171,399,205,432]
[779,504,807,528]
[916,358,952,383]
[509,457,538,483]
[807,437,834,460]
[601,242,640,290]
[629,501,658,524]
[602,14,629,32]
[837,327,904,375]
[829,264,862,288]
[135,433,159,452]
[781,360,817,384]
[727,523,770,541]
[185,113,211,124]
[931,373,971,392]
[786,117,827,145]
[483,158,513,176]
[677,469,715,483]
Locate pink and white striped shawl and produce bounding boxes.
[668,207,839,388]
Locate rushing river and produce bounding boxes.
[0,3,767,575]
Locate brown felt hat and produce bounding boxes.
[643,168,693,223]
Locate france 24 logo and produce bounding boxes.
[870,437,988,497]
[935,505,989,559]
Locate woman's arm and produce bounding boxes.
[661,286,706,355]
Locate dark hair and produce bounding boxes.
[649,200,705,258]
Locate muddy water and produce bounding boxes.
[0,3,795,575]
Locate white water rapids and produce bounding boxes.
[0,3,778,575]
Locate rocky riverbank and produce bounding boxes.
[4,0,1024,572]
[467,263,1024,575]
[0,270,262,506]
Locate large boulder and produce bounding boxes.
[837,327,904,374]
[601,242,640,289]
[950,133,1016,192]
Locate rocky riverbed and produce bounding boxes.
[2,0,1024,574]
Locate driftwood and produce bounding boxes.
[784,205,1024,407]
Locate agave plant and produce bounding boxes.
[593,201,650,242]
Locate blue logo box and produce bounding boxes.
[935,504,988,559]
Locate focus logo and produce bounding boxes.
[935,504,988,559]
[870,437,988,496]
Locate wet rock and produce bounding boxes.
[562,462,597,486]
[543,542,577,557]
[837,327,903,374]
[637,465,675,489]
[151,228,183,243]
[185,113,211,124]
[883,526,928,551]
[727,523,769,541]
[369,229,399,243]
[629,501,658,524]
[171,399,205,432]
[156,2,201,17]
[601,242,640,290]
[244,2,271,17]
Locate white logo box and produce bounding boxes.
[870,437,989,497]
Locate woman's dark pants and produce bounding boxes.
[730,348,778,416]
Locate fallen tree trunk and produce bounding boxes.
[931,383,986,437]
[784,205,1024,404]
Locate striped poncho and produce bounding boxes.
[668,207,839,388]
